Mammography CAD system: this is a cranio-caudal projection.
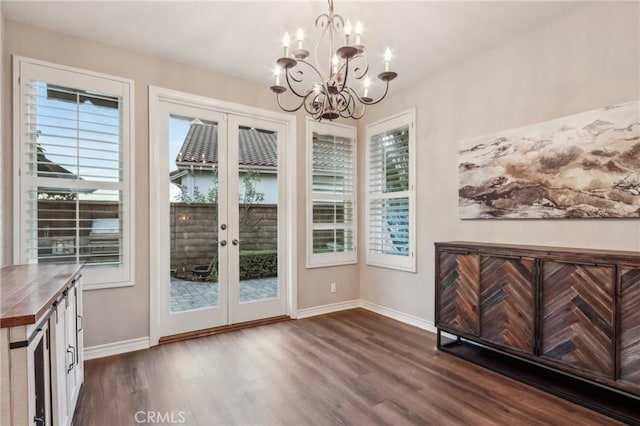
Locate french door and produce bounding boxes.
[155,102,287,338]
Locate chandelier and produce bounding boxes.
[269,0,397,121]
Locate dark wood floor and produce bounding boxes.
[73,309,620,425]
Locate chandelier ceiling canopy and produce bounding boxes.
[269,0,398,121]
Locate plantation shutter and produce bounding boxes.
[366,110,415,272]
[23,81,124,269]
[307,120,357,267]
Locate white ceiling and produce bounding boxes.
[2,1,589,90]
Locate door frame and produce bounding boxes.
[148,86,297,346]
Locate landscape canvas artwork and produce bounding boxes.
[458,100,640,219]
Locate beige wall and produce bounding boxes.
[359,2,640,323]
[1,20,358,347]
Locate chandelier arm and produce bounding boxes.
[346,85,367,105]
[274,93,306,113]
[337,90,364,120]
[313,16,332,84]
[330,15,344,72]
[365,79,391,105]
[338,101,352,118]
[348,79,391,106]
[350,95,362,117]
[303,97,322,120]
[294,59,326,87]
[338,56,368,95]
[288,70,304,83]
[338,97,356,119]
[284,67,312,99]
[336,91,351,113]
[347,90,367,120]
[350,104,366,120]
[306,94,324,120]
[302,98,316,116]
[350,55,369,81]
[315,13,330,28]
[338,57,350,92]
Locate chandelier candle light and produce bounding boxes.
[269,0,398,120]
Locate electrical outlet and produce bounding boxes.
[330,283,337,293]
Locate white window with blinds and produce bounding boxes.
[365,109,416,272]
[14,57,135,289]
[306,118,357,268]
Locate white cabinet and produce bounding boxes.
[67,283,83,412]
[50,294,70,425]
[3,321,52,426]
[0,265,84,426]
[51,278,84,425]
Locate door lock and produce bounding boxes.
[220,240,227,247]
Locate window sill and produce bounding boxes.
[306,259,358,269]
[365,259,416,273]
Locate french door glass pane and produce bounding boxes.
[238,126,278,303]
[169,115,219,312]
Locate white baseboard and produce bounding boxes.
[358,300,437,334]
[85,303,431,360]
[84,336,150,360]
[296,299,436,335]
[296,300,360,319]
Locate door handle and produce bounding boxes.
[220,240,227,247]
[220,224,227,230]
[232,239,239,246]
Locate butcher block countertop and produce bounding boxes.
[0,264,82,328]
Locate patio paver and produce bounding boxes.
[170,276,278,312]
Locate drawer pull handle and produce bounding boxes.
[67,345,76,372]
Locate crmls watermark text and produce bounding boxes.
[134,411,187,424]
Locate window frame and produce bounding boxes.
[13,56,135,289]
[365,109,416,272]
[306,118,357,268]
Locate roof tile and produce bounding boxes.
[177,122,277,167]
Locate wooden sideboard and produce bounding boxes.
[435,242,640,424]
[1,264,84,426]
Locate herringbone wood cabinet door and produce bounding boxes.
[541,261,614,378]
[438,252,480,335]
[480,256,535,354]
[620,266,640,388]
